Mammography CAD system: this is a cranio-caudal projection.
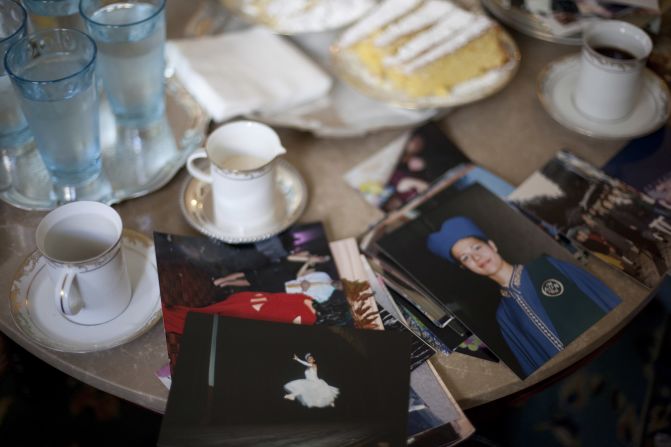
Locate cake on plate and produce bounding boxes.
[228,0,376,34]
[336,0,510,98]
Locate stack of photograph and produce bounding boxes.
[154,222,474,446]
[154,121,670,445]
[358,125,669,385]
[362,180,622,379]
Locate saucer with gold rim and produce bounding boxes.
[537,54,671,140]
[9,229,162,353]
[180,159,308,244]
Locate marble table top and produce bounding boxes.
[0,2,655,413]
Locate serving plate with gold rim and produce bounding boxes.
[330,25,521,110]
[220,0,377,35]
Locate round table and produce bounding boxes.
[0,2,653,413]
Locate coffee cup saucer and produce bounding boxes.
[537,54,670,140]
[180,159,308,244]
[9,229,162,353]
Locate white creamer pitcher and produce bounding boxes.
[187,120,287,230]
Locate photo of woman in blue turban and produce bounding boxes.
[427,216,621,376]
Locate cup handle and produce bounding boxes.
[186,149,213,183]
[54,269,83,316]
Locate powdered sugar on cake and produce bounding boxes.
[334,0,515,102]
[340,0,496,73]
[384,8,478,67]
[451,66,509,97]
[239,0,376,33]
[403,15,493,72]
[374,1,453,47]
[338,0,423,47]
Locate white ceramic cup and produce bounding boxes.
[35,201,131,325]
[573,20,652,122]
[186,121,287,229]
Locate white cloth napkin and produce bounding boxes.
[166,27,333,122]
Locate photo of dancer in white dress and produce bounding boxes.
[284,353,339,408]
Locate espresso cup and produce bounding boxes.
[35,201,131,325]
[186,121,287,230]
[573,20,652,122]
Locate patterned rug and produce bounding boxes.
[0,334,162,447]
[464,283,671,447]
[2,282,669,447]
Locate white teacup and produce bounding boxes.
[573,20,652,122]
[35,201,131,326]
[186,120,287,230]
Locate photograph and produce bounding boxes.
[378,305,436,371]
[330,237,436,370]
[602,125,671,209]
[364,254,476,445]
[375,183,622,378]
[159,314,412,447]
[154,222,353,373]
[510,150,671,289]
[360,162,515,262]
[358,163,516,356]
[407,389,455,441]
[377,123,470,213]
[344,122,470,212]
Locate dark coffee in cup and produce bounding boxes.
[575,20,652,121]
[593,46,636,60]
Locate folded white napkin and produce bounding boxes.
[166,27,333,122]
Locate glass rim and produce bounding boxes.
[4,28,98,86]
[22,0,81,15]
[0,0,28,45]
[22,0,78,4]
[80,0,166,29]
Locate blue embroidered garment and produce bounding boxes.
[497,256,621,376]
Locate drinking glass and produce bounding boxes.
[0,0,30,149]
[22,0,85,32]
[80,0,166,126]
[5,28,101,201]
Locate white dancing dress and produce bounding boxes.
[284,359,339,408]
